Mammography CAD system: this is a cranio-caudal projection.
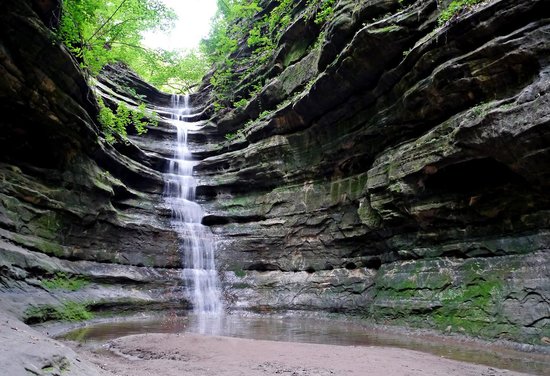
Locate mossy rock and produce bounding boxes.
[24,301,93,324]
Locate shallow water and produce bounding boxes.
[60,314,549,375]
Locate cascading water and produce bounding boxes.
[164,94,223,324]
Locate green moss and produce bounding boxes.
[369,258,538,342]
[11,233,65,257]
[371,25,400,34]
[144,255,157,267]
[234,269,247,278]
[37,239,64,256]
[438,280,499,308]
[41,273,89,291]
[218,195,262,216]
[438,0,486,25]
[371,279,508,337]
[358,198,382,229]
[377,262,452,295]
[24,301,93,324]
[330,182,339,204]
[31,213,61,240]
[283,40,309,67]
[432,280,503,335]
[469,101,491,118]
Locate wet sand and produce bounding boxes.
[74,333,534,376]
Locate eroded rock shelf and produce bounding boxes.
[0,0,548,354]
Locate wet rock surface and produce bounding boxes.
[0,0,548,353]
[191,0,550,344]
[0,0,186,322]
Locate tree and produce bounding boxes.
[57,0,210,94]
[137,49,210,94]
[56,0,212,141]
[58,0,175,72]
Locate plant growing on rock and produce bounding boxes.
[438,0,487,25]
[24,301,93,324]
[201,0,263,107]
[306,0,337,25]
[233,98,250,109]
[204,0,317,109]
[41,272,89,291]
[234,269,247,278]
[55,0,207,140]
[98,98,158,143]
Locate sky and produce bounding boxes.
[142,0,218,51]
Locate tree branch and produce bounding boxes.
[86,0,130,43]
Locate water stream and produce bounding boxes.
[164,94,223,328]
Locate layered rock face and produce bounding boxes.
[192,0,550,344]
[0,0,187,321]
[0,0,548,348]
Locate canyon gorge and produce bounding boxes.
[0,0,549,374]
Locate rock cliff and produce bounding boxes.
[0,0,188,322]
[190,0,550,344]
[0,0,548,349]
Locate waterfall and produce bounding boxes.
[164,94,223,320]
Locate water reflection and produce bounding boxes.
[60,313,549,375]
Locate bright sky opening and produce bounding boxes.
[142,0,218,51]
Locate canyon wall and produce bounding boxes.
[0,0,548,347]
[0,0,187,321]
[192,0,550,344]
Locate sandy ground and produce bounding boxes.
[72,333,534,376]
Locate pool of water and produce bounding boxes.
[60,313,549,375]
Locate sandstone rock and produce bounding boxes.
[190,0,550,344]
[0,311,106,375]
[1,0,549,348]
[0,0,187,322]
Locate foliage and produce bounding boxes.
[201,0,262,107]
[438,0,485,25]
[225,131,241,141]
[98,97,158,143]
[58,0,175,73]
[234,269,247,278]
[57,1,210,91]
[131,49,210,94]
[233,98,249,109]
[202,0,338,112]
[247,0,293,52]
[56,0,209,141]
[202,0,302,109]
[306,0,336,25]
[24,302,93,324]
[224,113,260,141]
[201,0,261,64]
[114,49,208,96]
[41,272,89,291]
